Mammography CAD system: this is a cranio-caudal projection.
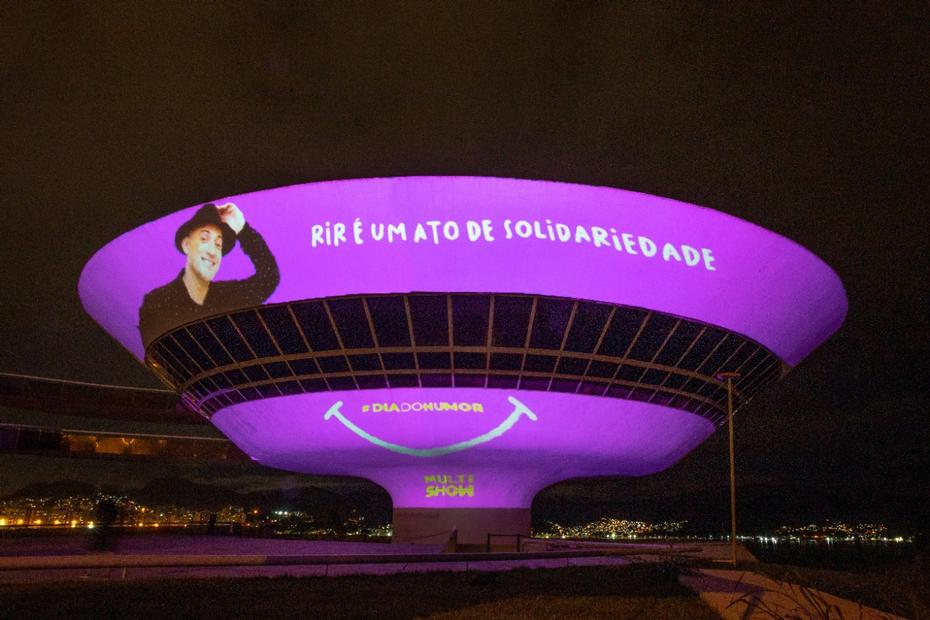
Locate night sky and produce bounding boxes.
[1,3,926,529]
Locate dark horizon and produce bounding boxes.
[3,468,922,536]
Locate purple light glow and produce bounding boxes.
[79,177,847,518]
[79,177,846,365]
[212,388,715,508]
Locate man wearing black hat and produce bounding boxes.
[138,203,279,348]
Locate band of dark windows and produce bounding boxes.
[146,293,783,425]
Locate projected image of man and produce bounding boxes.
[138,203,279,347]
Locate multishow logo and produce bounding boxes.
[323,395,537,457]
[424,474,474,498]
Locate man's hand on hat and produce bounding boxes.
[217,202,245,234]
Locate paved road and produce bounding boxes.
[0,534,631,582]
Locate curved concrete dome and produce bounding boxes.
[79,177,847,544]
[81,177,845,364]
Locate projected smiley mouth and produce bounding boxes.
[324,396,537,457]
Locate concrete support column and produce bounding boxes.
[392,507,531,548]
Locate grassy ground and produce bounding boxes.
[748,559,929,620]
[0,564,717,620]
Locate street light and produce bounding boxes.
[716,371,741,566]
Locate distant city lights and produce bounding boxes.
[0,493,915,543]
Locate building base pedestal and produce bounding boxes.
[392,507,531,548]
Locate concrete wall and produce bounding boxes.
[392,508,530,547]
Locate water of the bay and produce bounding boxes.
[745,539,918,570]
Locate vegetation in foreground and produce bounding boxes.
[0,563,716,620]
[750,559,928,620]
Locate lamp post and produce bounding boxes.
[716,371,741,566]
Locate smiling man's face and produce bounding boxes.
[181,224,223,283]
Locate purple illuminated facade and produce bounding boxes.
[80,177,847,544]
